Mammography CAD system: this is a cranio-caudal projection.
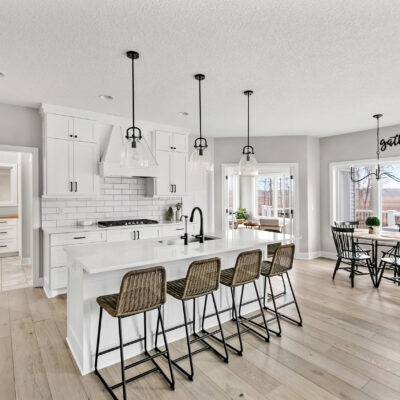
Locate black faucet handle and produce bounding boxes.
[180,215,188,221]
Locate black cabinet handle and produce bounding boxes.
[69,134,73,138]
[137,230,140,240]
[75,182,78,192]
[70,182,73,192]
[0,245,7,248]
[0,232,7,234]
[132,231,136,240]
[176,228,184,231]
[73,236,86,240]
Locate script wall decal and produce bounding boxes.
[380,134,400,152]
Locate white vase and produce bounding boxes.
[175,209,182,222]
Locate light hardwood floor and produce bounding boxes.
[1,258,400,400]
[0,256,32,292]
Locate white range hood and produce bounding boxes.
[99,125,160,178]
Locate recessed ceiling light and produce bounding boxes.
[178,111,189,116]
[0,72,5,78]
[99,94,114,100]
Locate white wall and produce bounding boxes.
[320,123,400,255]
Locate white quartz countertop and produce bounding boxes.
[65,230,292,274]
[41,220,189,234]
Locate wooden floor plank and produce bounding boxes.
[0,336,16,400]
[11,317,52,400]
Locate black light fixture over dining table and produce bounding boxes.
[350,114,400,183]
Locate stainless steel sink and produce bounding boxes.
[157,235,219,246]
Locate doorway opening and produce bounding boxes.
[0,145,40,290]
[222,163,298,237]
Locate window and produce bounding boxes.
[256,174,291,218]
[332,160,400,229]
[257,176,273,216]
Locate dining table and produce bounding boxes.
[353,229,400,287]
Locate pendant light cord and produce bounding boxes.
[131,56,135,129]
[198,77,202,140]
[376,116,380,162]
[247,92,250,148]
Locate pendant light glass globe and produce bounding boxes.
[239,153,258,176]
[189,148,213,172]
[121,138,157,168]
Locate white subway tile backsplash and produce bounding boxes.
[41,177,182,227]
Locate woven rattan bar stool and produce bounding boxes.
[214,249,269,356]
[155,257,228,381]
[260,243,302,336]
[94,266,174,400]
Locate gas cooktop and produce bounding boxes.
[97,219,159,227]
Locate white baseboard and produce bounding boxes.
[21,257,31,265]
[295,251,322,260]
[320,251,337,260]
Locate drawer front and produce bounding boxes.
[51,230,106,246]
[0,218,17,227]
[160,224,185,237]
[0,239,18,253]
[51,267,67,289]
[106,227,159,242]
[0,227,17,239]
[106,229,133,242]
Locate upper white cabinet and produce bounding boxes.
[43,112,100,197]
[155,131,187,153]
[45,114,96,143]
[149,131,188,196]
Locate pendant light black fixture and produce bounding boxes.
[239,90,258,176]
[189,74,213,171]
[350,114,400,183]
[121,50,156,168]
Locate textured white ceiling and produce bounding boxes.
[1,0,400,137]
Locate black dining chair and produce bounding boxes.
[376,244,400,287]
[331,226,376,287]
[334,221,360,229]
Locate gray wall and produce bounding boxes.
[213,135,320,255]
[0,103,42,272]
[320,124,400,254]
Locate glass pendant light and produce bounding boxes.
[189,74,213,172]
[239,90,258,176]
[121,51,157,168]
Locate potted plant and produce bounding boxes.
[175,202,183,221]
[235,208,248,224]
[365,216,380,234]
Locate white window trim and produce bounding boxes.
[330,156,400,230]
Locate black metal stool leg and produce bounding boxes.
[157,307,175,389]
[265,276,282,336]
[118,317,127,400]
[229,286,244,355]
[285,272,303,326]
[210,292,229,363]
[94,307,103,374]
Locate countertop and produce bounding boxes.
[41,220,190,234]
[65,230,292,274]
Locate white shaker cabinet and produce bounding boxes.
[149,130,188,196]
[45,113,96,143]
[43,112,100,197]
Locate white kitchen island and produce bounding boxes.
[65,229,293,375]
